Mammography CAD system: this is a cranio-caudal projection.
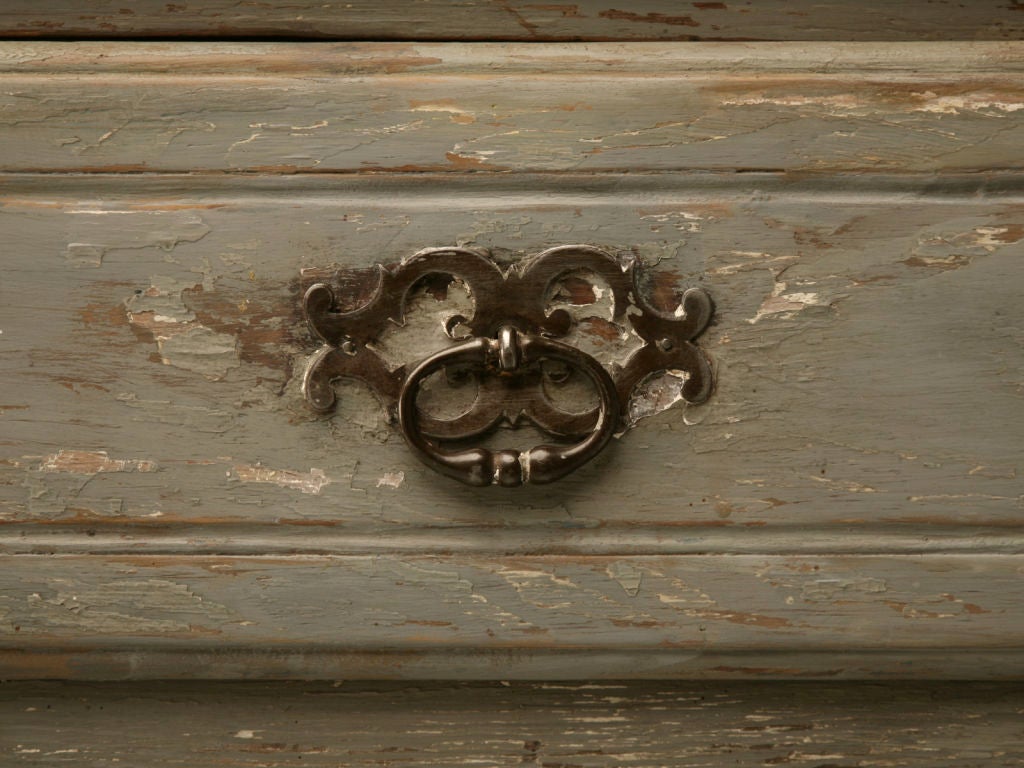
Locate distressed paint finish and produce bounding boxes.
[2,42,1024,682]
[2,1,1024,41]
[2,43,1024,173]
[1,174,1022,552]
[0,554,1021,679]
[3,681,1024,766]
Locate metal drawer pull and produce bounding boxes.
[302,245,713,486]
[398,327,619,486]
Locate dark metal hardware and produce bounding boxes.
[303,245,713,486]
[399,327,620,487]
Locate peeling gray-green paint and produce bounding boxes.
[0,553,1021,679]
[2,43,1024,173]
[1,42,1022,685]
[2,173,1021,545]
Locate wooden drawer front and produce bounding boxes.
[1,43,1022,680]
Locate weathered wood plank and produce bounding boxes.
[8,41,1024,74]
[2,1,1024,42]
[1,173,1021,550]
[2,42,1024,173]
[3,680,1024,765]
[1,553,1022,679]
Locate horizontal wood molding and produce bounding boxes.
[2,43,1023,173]
[1,1,1023,42]
[6,41,1024,74]
[2,553,1023,679]
[4,681,1023,764]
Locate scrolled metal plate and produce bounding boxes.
[302,245,714,486]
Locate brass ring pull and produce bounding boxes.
[398,326,620,487]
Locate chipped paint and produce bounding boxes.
[376,471,405,489]
[885,591,992,620]
[126,278,240,379]
[909,93,1024,114]
[1,577,230,634]
[607,562,643,597]
[720,94,865,110]
[627,371,689,425]
[445,149,507,170]
[40,450,155,475]
[906,224,1024,271]
[156,325,240,379]
[233,464,331,495]
[707,250,798,277]
[372,277,474,371]
[747,281,826,324]
[801,578,888,601]
[64,243,106,267]
[639,210,705,233]
[62,211,210,267]
[410,99,477,124]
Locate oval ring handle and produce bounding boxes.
[397,327,620,487]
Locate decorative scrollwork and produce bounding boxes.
[302,245,713,484]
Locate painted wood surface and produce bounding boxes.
[2,43,1024,173]
[3,171,1023,677]
[2,1,1024,42]
[1,553,1022,679]
[4,681,1024,766]
[2,173,1022,546]
[2,42,1023,680]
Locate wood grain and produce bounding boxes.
[2,1,1024,41]
[2,43,1024,173]
[4,681,1024,766]
[1,553,1022,679]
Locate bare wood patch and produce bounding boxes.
[40,450,156,475]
